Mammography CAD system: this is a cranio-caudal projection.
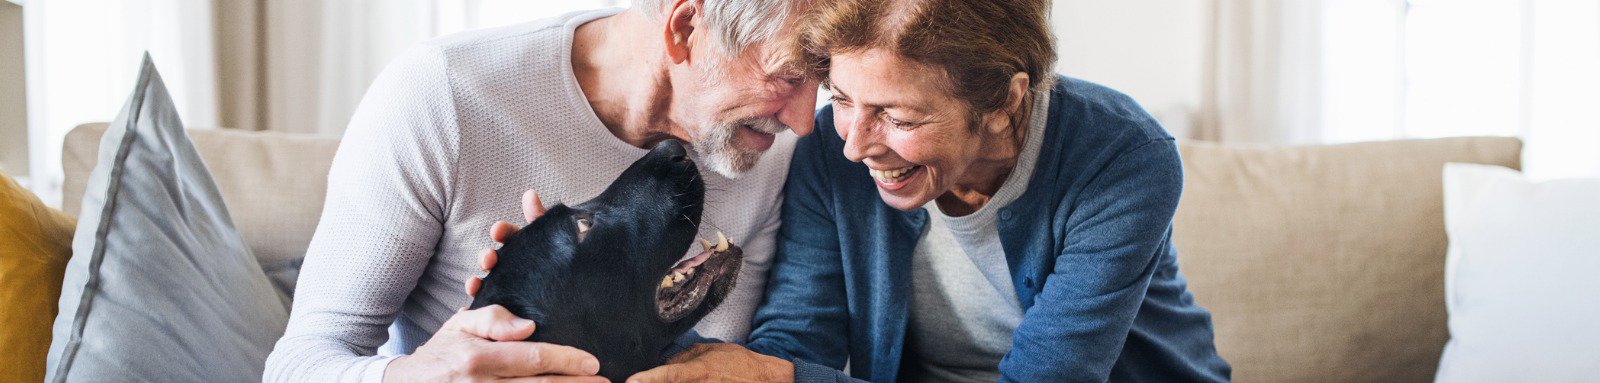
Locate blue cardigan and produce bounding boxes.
[683,76,1230,382]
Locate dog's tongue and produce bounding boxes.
[673,249,715,272]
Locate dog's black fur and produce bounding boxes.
[468,139,741,381]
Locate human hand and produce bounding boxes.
[466,189,547,297]
[383,304,606,382]
[624,343,793,383]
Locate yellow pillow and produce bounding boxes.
[0,170,74,383]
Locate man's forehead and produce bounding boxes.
[742,39,806,75]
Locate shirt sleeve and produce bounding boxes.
[739,128,860,379]
[263,44,460,383]
[996,138,1185,382]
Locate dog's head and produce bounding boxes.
[469,139,743,380]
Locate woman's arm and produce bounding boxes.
[997,138,1187,382]
[743,127,855,372]
[630,124,864,383]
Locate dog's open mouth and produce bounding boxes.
[654,232,743,322]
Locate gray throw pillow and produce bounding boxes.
[45,54,289,382]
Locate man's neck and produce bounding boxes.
[571,10,677,149]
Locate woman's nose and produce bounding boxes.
[840,112,885,162]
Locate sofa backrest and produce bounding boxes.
[1173,137,1521,383]
[61,123,1523,382]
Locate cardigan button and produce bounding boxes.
[999,210,1013,220]
[1023,278,1035,288]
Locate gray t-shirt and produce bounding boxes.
[904,83,1052,382]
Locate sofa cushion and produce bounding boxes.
[1172,137,1521,383]
[1433,163,1600,382]
[46,55,288,382]
[0,169,75,383]
[62,122,338,298]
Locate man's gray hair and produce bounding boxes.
[633,0,805,57]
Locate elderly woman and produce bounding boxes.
[628,0,1232,381]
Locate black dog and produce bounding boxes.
[469,139,743,381]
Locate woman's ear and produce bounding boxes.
[663,0,700,64]
[983,72,1032,135]
[1003,72,1031,116]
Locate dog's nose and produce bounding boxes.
[653,139,689,163]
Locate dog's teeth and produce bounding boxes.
[698,238,714,252]
[661,276,674,288]
[715,231,730,252]
[672,272,686,283]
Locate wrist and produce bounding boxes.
[381,355,409,383]
[763,355,795,382]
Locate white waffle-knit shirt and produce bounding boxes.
[264,8,795,382]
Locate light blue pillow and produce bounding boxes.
[45,54,289,382]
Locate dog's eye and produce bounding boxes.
[575,217,592,239]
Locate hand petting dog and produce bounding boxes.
[469,190,791,383]
[625,343,792,383]
[388,190,604,383]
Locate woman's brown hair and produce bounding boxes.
[798,0,1057,119]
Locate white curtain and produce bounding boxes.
[312,1,437,136]
[1199,0,1600,179]
[24,0,627,206]
[1196,0,1325,144]
[24,0,222,207]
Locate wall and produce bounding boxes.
[1,1,25,177]
[1051,0,1207,137]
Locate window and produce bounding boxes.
[1321,0,1600,179]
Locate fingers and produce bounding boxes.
[480,248,499,271]
[476,341,602,377]
[449,305,538,342]
[500,376,610,383]
[626,363,702,383]
[466,277,483,297]
[491,221,520,243]
[523,190,547,223]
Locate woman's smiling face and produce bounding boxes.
[828,48,1016,211]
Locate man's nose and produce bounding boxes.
[777,84,820,136]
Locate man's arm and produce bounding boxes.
[263,44,460,383]
[266,44,602,383]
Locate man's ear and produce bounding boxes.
[663,0,700,64]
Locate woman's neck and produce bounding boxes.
[935,94,1035,217]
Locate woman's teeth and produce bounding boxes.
[870,166,917,183]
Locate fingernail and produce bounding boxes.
[511,317,536,329]
[582,358,600,374]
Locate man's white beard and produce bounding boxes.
[692,116,787,178]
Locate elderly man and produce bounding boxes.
[264,0,817,381]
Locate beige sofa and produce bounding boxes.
[61,123,1522,383]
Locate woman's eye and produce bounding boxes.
[885,116,916,130]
